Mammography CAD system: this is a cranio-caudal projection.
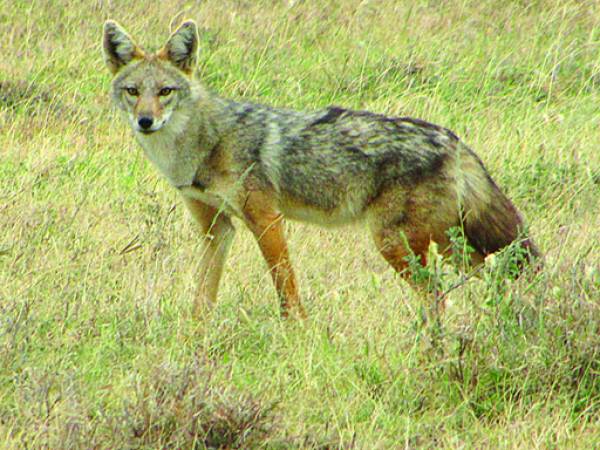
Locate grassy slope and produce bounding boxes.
[1,0,599,448]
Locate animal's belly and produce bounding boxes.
[280,200,364,227]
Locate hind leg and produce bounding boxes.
[372,222,449,319]
[372,226,426,274]
[369,189,461,312]
[371,223,442,284]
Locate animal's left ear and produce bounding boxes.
[103,21,144,74]
[158,20,199,74]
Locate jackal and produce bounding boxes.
[102,20,539,318]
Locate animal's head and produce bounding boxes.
[102,20,200,134]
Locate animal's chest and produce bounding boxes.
[137,132,199,187]
[136,132,241,216]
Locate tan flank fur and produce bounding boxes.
[102,20,540,318]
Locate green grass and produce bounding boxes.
[1,0,599,448]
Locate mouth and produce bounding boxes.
[138,128,157,135]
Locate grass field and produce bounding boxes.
[1,0,599,448]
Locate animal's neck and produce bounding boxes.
[190,84,233,153]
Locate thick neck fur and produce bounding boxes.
[179,82,226,152]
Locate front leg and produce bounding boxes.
[181,196,234,317]
[242,191,306,319]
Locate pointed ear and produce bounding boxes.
[103,21,144,74]
[158,20,199,74]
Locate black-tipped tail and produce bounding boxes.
[463,180,540,269]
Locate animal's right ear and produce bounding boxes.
[103,21,144,74]
[158,20,199,74]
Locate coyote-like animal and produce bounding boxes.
[102,20,539,318]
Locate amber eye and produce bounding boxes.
[159,87,173,96]
[125,87,139,96]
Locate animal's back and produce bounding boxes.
[255,106,460,225]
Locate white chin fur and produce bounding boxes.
[133,110,196,187]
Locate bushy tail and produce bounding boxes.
[461,161,541,268]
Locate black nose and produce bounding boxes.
[138,116,153,130]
